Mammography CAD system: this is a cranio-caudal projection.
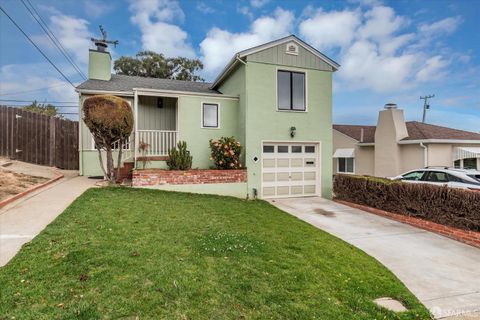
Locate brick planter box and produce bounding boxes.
[132,169,247,187]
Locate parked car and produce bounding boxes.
[391,167,480,191]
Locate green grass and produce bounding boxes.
[0,188,431,319]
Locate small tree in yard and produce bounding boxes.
[167,141,193,170]
[83,95,133,182]
[209,137,242,169]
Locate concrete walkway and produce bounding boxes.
[0,173,96,267]
[270,197,480,319]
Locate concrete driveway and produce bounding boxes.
[270,197,480,319]
[0,173,96,267]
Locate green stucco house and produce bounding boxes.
[76,35,339,199]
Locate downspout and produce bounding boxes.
[78,92,83,175]
[420,142,428,167]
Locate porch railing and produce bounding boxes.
[137,130,178,156]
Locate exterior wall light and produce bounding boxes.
[290,126,296,138]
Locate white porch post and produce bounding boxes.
[134,90,139,169]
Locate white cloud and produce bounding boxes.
[83,0,114,18]
[0,63,78,103]
[49,15,92,65]
[196,2,215,14]
[419,16,462,36]
[300,9,361,50]
[237,5,253,20]
[250,0,270,8]
[358,6,407,41]
[299,5,459,93]
[415,55,449,82]
[340,40,418,92]
[129,0,195,58]
[200,8,294,76]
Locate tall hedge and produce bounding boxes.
[333,174,480,232]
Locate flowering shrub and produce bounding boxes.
[209,137,242,169]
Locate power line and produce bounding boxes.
[0,83,69,96]
[0,99,77,104]
[0,5,76,88]
[21,0,87,81]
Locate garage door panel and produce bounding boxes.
[263,173,275,182]
[277,172,289,181]
[291,158,303,167]
[291,172,303,181]
[277,186,289,195]
[291,186,303,195]
[263,159,275,168]
[277,159,289,167]
[304,172,316,180]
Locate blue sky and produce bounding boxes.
[0,0,479,131]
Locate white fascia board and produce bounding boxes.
[76,89,134,96]
[398,139,480,144]
[133,88,239,100]
[357,142,375,146]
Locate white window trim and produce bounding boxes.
[454,158,479,170]
[201,102,220,129]
[275,67,308,113]
[337,157,355,174]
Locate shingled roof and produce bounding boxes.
[76,74,222,95]
[334,121,480,143]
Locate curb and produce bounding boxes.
[0,174,64,209]
[334,199,480,249]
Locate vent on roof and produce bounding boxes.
[285,42,299,55]
[384,103,398,109]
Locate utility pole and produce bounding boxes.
[420,94,435,123]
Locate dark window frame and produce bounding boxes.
[277,70,306,111]
[202,103,219,128]
[337,157,354,174]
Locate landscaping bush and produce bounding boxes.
[334,174,480,232]
[209,137,242,169]
[167,141,192,170]
[83,95,133,182]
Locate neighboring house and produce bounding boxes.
[76,35,339,199]
[333,104,480,177]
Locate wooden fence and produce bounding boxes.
[0,106,79,170]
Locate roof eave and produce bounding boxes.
[398,139,480,144]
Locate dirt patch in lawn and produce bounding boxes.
[0,168,49,201]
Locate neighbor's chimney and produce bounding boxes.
[374,103,409,177]
[360,128,364,142]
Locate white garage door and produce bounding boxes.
[261,143,320,198]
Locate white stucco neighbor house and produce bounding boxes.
[333,104,480,177]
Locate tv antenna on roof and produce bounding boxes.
[90,25,118,52]
[420,94,435,123]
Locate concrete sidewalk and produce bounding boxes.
[270,197,480,319]
[0,173,96,267]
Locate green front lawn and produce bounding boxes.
[0,188,430,319]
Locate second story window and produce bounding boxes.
[277,70,306,111]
